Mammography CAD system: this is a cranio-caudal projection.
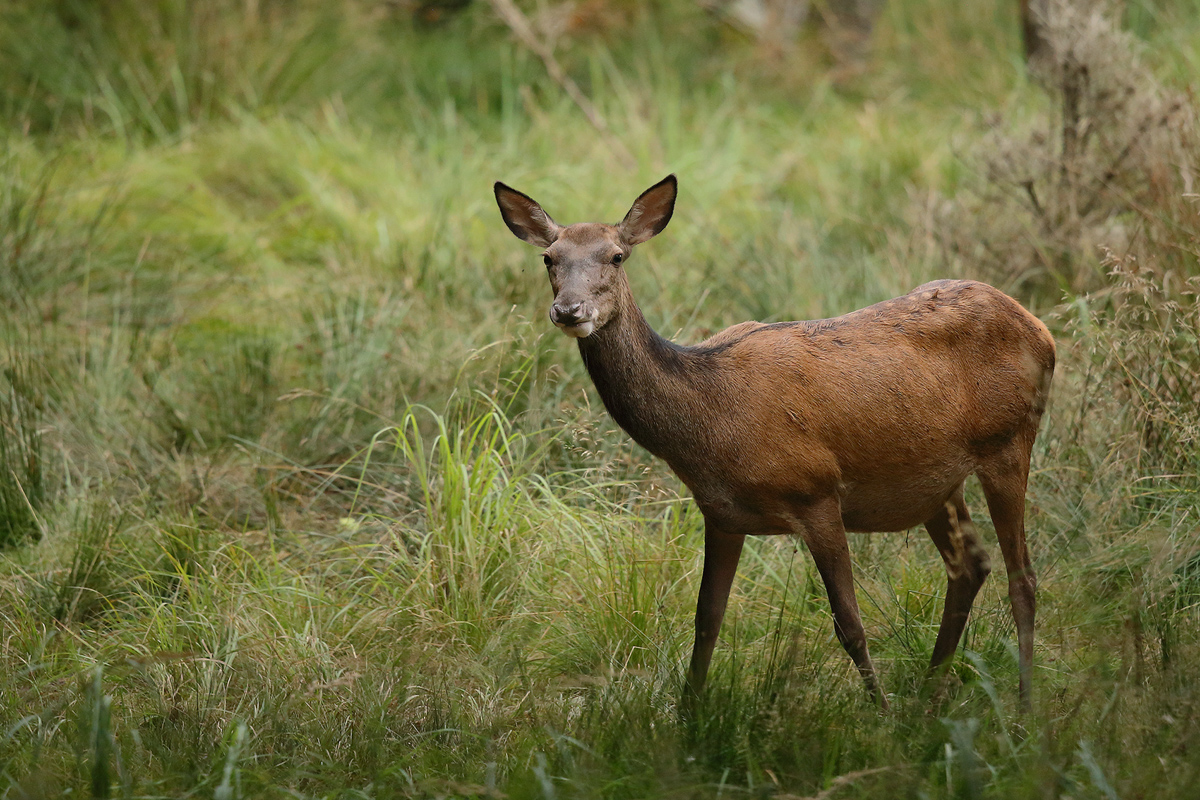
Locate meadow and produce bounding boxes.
[1,0,1199,797]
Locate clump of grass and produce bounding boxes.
[0,338,48,550]
[381,401,555,643]
[75,667,118,799]
[0,149,114,322]
[0,0,365,139]
[1038,249,1200,682]
[140,323,279,452]
[43,501,130,624]
[1060,252,1200,481]
[284,288,420,464]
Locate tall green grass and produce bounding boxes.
[2,0,1199,797]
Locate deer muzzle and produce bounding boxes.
[550,301,595,338]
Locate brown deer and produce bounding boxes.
[494,175,1055,709]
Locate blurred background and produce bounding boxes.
[2,1,1199,797]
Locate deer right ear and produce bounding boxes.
[494,182,561,247]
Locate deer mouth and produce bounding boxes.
[556,320,596,338]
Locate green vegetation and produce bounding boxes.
[2,0,1199,797]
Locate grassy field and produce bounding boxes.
[2,0,1200,797]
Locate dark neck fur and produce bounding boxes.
[575,280,717,463]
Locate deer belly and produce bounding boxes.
[838,474,967,533]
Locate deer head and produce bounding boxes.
[494,175,677,338]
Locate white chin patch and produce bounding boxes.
[558,321,595,338]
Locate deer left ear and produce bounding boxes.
[619,174,677,246]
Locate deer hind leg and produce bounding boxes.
[800,497,887,708]
[685,523,746,699]
[977,443,1036,712]
[924,483,992,689]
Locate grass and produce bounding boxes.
[2,0,1200,797]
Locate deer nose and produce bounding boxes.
[551,302,586,326]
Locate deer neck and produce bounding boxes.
[575,277,715,464]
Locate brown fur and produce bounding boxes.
[495,175,1056,709]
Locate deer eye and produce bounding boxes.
[543,254,552,268]
[612,252,624,264]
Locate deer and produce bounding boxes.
[493,175,1055,710]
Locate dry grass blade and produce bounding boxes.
[773,765,911,800]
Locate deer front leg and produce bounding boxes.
[685,524,746,698]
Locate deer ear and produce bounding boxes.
[494,182,561,247]
[619,174,677,246]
